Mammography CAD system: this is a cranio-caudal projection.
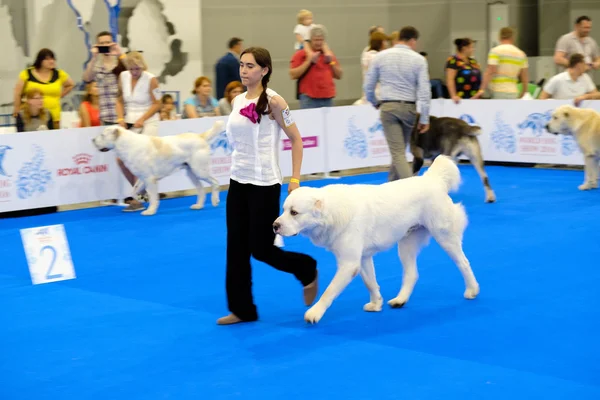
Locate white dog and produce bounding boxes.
[92,121,223,215]
[273,155,480,324]
[546,104,600,190]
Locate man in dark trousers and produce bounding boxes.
[215,37,244,99]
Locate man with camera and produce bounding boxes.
[82,31,127,126]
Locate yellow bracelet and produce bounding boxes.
[290,178,300,184]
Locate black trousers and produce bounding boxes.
[226,179,317,321]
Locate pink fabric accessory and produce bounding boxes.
[239,102,259,124]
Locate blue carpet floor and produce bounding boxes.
[0,165,599,399]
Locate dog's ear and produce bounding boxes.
[312,198,323,216]
[108,126,121,139]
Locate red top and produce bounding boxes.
[82,101,101,126]
[290,50,338,99]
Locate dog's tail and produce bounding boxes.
[199,120,225,142]
[453,202,469,234]
[423,154,461,193]
[466,125,483,136]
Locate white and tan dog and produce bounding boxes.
[273,155,480,324]
[546,104,600,190]
[92,121,223,215]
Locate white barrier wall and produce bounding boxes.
[1,100,599,213]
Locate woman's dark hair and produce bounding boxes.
[33,48,56,69]
[454,38,473,53]
[240,47,272,123]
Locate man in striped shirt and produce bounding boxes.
[364,26,431,181]
[477,27,529,99]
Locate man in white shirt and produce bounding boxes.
[554,16,600,73]
[540,53,598,105]
[364,26,431,181]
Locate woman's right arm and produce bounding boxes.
[13,78,25,117]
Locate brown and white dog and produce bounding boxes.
[410,114,496,203]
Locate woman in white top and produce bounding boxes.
[116,51,162,211]
[355,32,389,105]
[217,47,318,325]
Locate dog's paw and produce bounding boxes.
[190,204,204,210]
[274,235,285,248]
[578,182,598,191]
[363,296,383,312]
[211,197,220,207]
[304,304,326,324]
[464,285,480,300]
[485,191,496,203]
[141,209,156,216]
[388,296,408,308]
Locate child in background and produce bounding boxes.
[293,9,315,50]
[160,94,178,120]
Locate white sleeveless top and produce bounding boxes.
[226,88,283,186]
[120,70,160,125]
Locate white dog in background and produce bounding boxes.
[273,155,480,324]
[92,121,223,216]
[546,104,600,190]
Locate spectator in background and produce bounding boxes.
[445,38,482,103]
[218,81,244,115]
[364,26,431,181]
[216,38,244,99]
[361,25,385,60]
[539,53,598,104]
[554,16,600,73]
[13,48,75,129]
[160,94,177,120]
[478,27,528,99]
[82,31,127,126]
[355,31,390,105]
[289,25,342,109]
[15,89,54,132]
[294,9,316,50]
[183,76,220,118]
[78,82,101,127]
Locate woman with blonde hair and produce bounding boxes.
[115,51,162,212]
[15,89,54,132]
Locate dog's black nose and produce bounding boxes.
[545,124,549,130]
[273,222,280,232]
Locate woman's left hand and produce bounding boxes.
[288,180,300,194]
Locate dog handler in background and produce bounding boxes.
[364,26,431,181]
[217,46,318,325]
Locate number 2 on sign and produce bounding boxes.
[41,245,62,280]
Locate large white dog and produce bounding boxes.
[273,155,480,324]
[546,104,600,190]
[92,121,223,215]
